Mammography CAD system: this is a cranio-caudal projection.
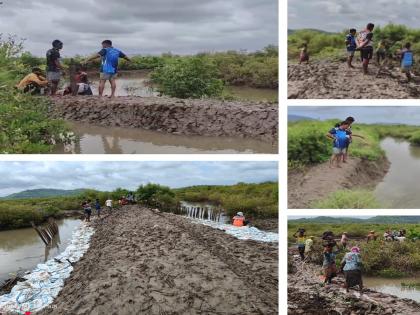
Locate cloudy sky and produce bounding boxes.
[289,0,420,31]
[0,161,277,197]
[0,0,277,56]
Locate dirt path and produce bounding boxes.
[50,96,278,143]
[288,157,389,208]
[288,60,420,99]
[40,206,278,315]
[288,257,420,315]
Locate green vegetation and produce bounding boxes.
[0,181,277,230]
[0,35,72,153]
[150,56,224,98]
[20,45,278,98]
[288,221,420,276]
[289,24,420,66]
[288,119,420,167]
[175,181,278,218]
[136,183,178,212]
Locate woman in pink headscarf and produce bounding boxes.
[340,246,363,293]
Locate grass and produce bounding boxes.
[311,190,382,209]
[288,222,420,276]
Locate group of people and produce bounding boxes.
[82,198,114,222]
[16,39,130,97]
[293,228,363,292]
[300,22,415,81]
[326,116,365,168]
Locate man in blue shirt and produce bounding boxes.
[345,29,357,68]
[85,40,130,97]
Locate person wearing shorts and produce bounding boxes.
[46,40,64,95]
[345,29,357,68]
[85,40,130,97]
[357,23,375,75]
[327,121,350,168]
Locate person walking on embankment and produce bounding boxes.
[345,28,357,68]
[357,23,375,75]
[82,200,92,222]
[400,42,415,82]
[95,198,101,218]
[106,198,113,212]
[340,246,363,293]
[84,40,131,98]
[293,228,307,261]
[46,40,65,95]
[322,243,337,286]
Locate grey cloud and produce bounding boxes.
[0,162,278,197]
[0,0,277,56]
[289,0,420,31]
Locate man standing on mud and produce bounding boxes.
[357,23,375,74]
[85,40,130,98]
[46,40,65,95]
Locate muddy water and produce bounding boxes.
[375,138,420,208]
[88,71,277,101]
[365,277,420,302]
[53,121,276,154]
[0,218,81,282]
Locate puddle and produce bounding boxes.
[0,218,81,282]
[53,121,276,154]
[375,138,420,208]
[365,277,420,302]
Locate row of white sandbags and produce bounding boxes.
[189,218,278,242]
[0,222,94,314]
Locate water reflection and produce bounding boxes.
[54,121,276,154]
[365,277,420,302]
[375,138,420,208]
[0,219,80,282]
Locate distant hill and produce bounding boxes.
[288,114,314,122]
[289,216,420,224]
[288,29,338,35]
[1,189,86,200]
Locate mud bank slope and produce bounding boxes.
[288,257,420,315]
[288,61,420,99]
[40,206,278,315]
[288,157,389,209]
[51,96,278,142]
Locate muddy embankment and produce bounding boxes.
[288,60,420,99]
[288,256,420,315]
[50,96,278,143]
[40,205,278,315]
[288,157,390,209]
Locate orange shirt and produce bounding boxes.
[16,73,48,89]
[233,216,245,227]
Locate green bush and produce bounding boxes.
[151,56,224,98]
[136,183,178,211]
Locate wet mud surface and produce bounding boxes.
[288,256,420,315]
[288,157,389,209]
[51,96,278,143]
[40,206,278,315]
[288,61,420,99]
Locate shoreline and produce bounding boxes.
[288,156,390,209]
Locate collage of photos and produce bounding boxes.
[0,0,281,314]
[288,0,420,314]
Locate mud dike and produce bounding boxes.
[51,96,278,142]
[288,257,420,315]
[288,60,420,99]
[40,206,278,315]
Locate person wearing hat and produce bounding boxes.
[340,246,363,293]
[46,39,64,95]
[232,212,249,227]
